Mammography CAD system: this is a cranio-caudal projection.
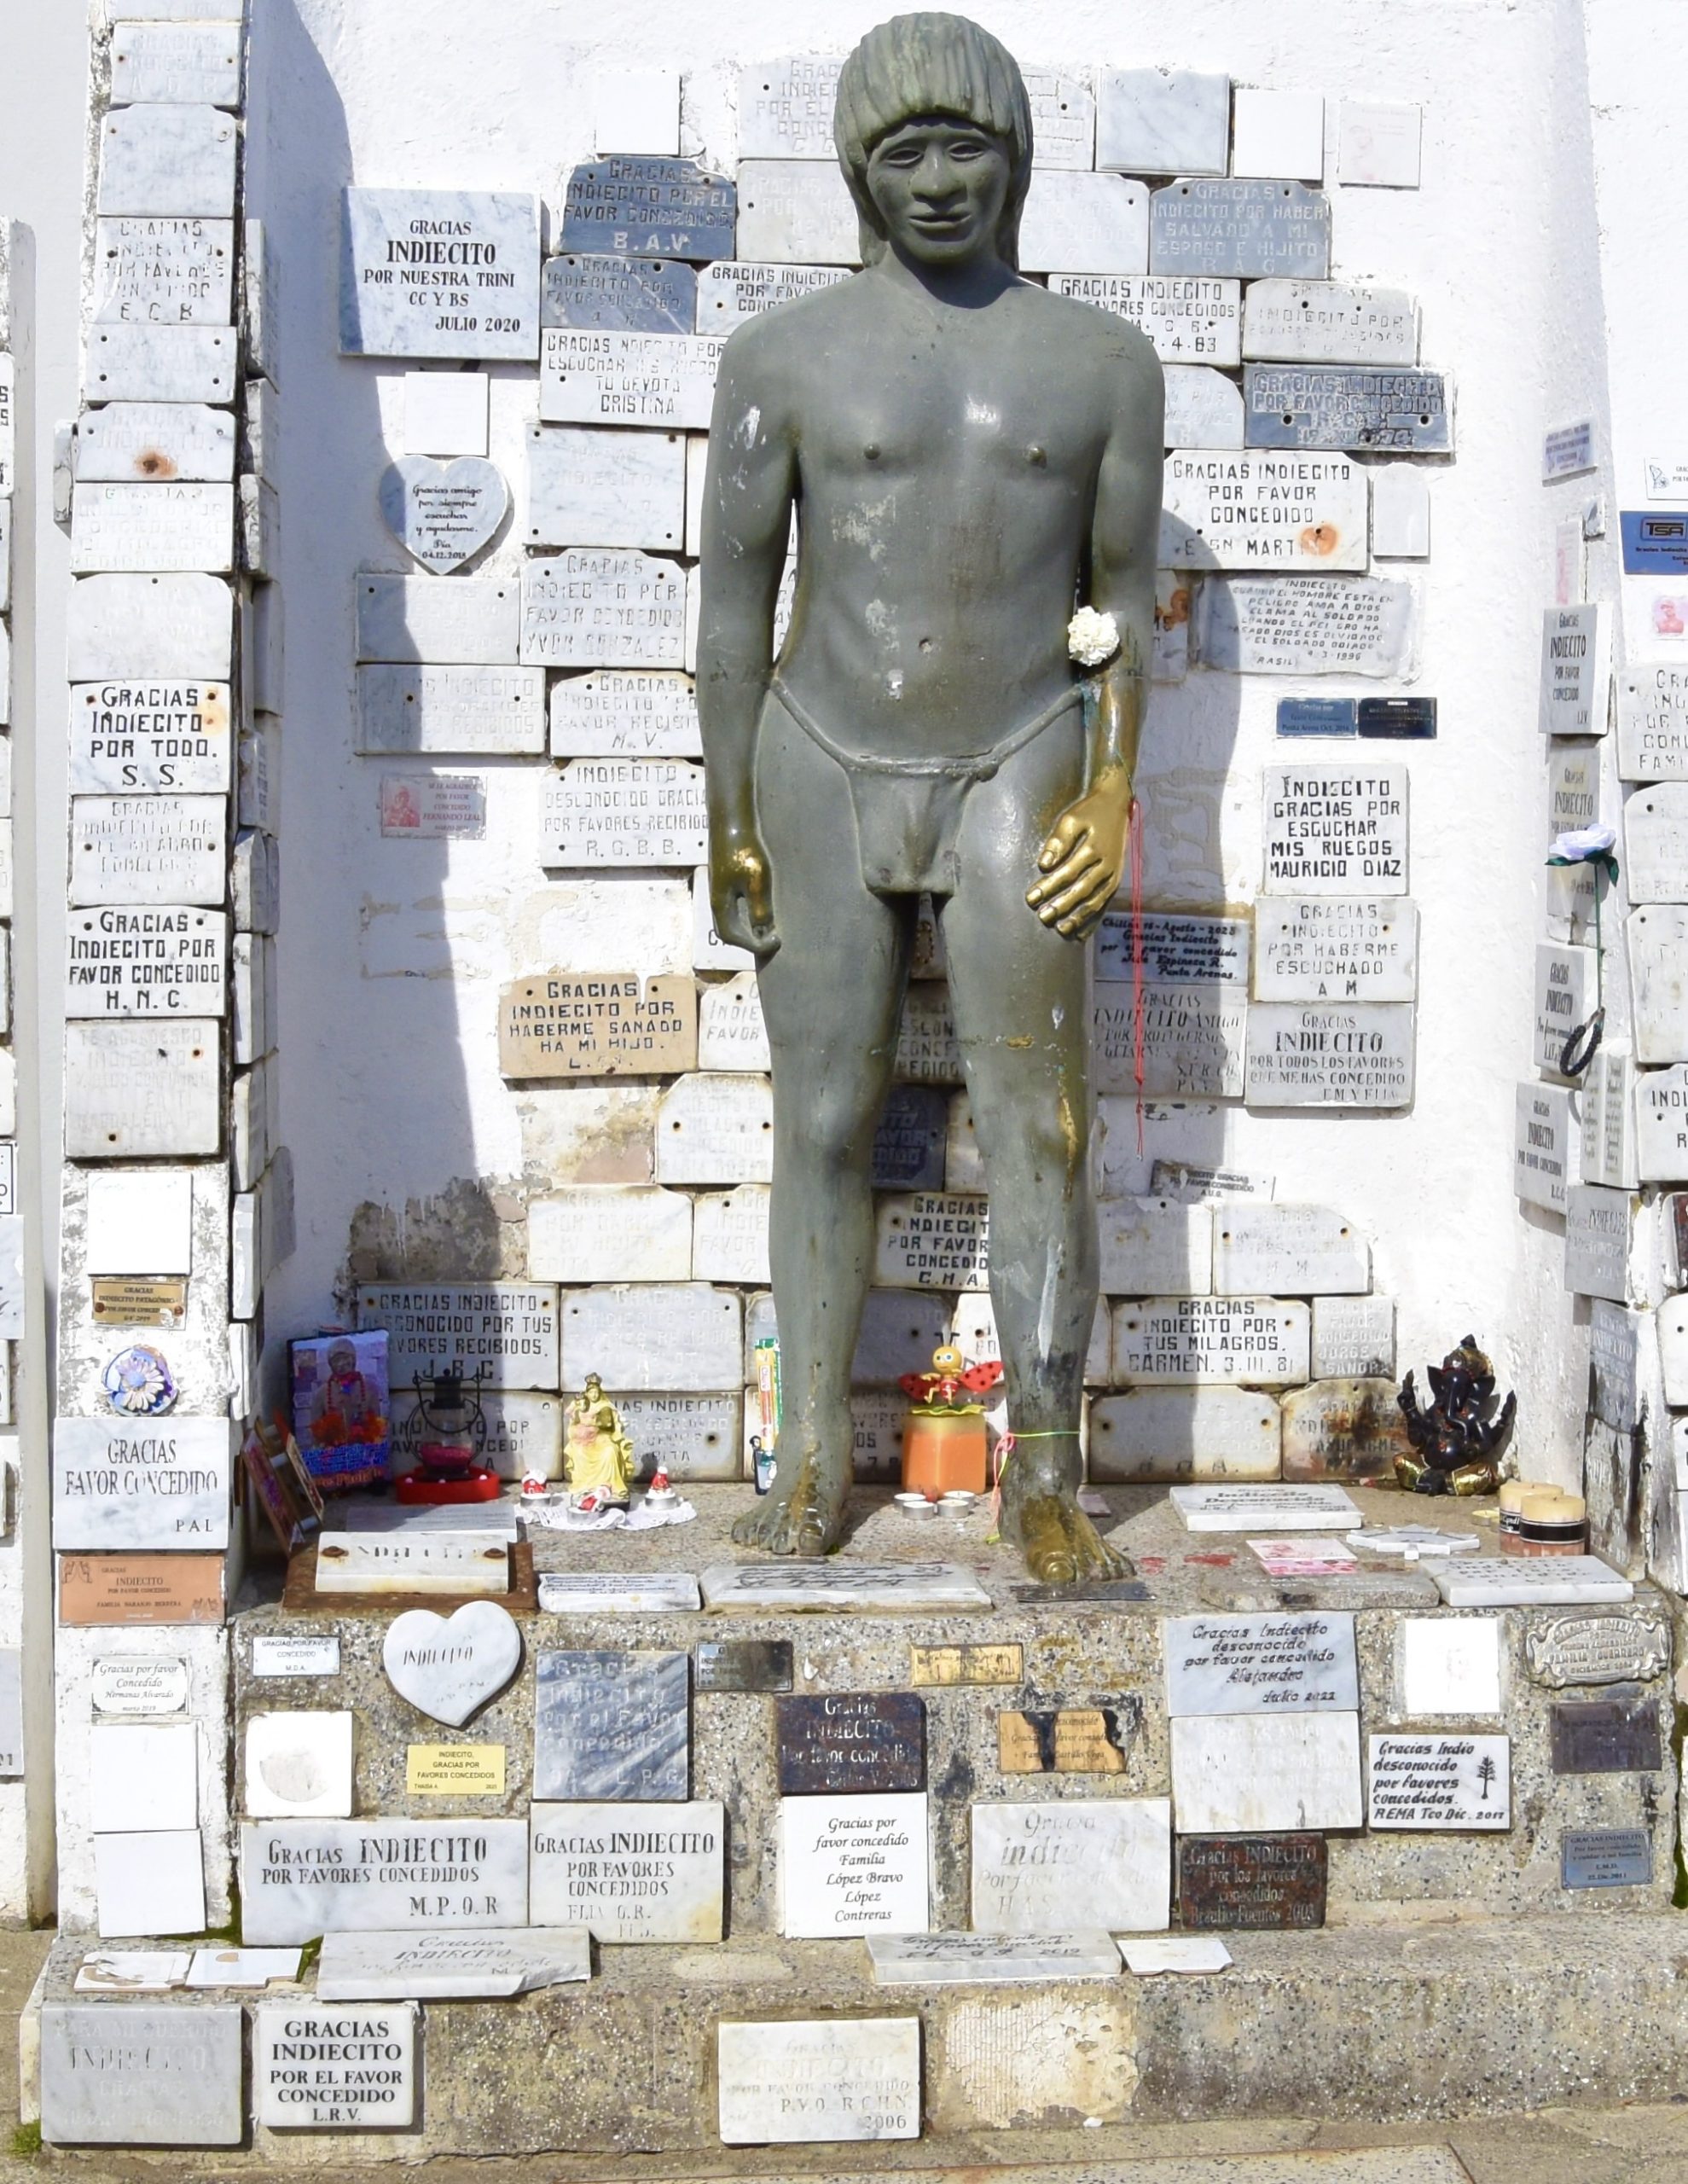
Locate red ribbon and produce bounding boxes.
[1130,798,1146,1156]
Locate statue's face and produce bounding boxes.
[864,115,1012,265]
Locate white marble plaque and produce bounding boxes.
[53,1414,230,1548]
[717,2016,920,2146]
[1619,664,1688,781]
[91,218,233,328]
[1088,1386,1282,1482]
[1165,1612,1358,1716]
[91,1655,190,1716]
[1638,1063,1688,1182]
[1539,604,1613,738]
[1515,1082,1577,1211]
[69,793,223,907]
[1213,1205,1367,1295]
[357,1281,560,1391]
[254,2000,415,2128]
[39,2002,241,2146]
[1097,67,1230,176]
[68,573,233,681]
[317,1533,510,1600]
[1111,1297,1308,1385]
[379,456,505,572]
[971,1798,1171,1934]
[84,322,235,404]
[1434,1555,1632,1607]
[539,330,724,430]
[692,1183,771,1282]
[1171,1481,1360,1532]
[734,161,860,265]
[868,1931,1122,1984]
[69,679,231,793]
[381,1600,521,1724]
[1019,172,1149,276]
[1579,1048,1639,1189]
[1371,466,1431,559]
[529,1186,692,1282]
[64,1019,220,1157]
[1564,1183,1633,1302]
[694,258,848,328]
[1245,1004,1414,1109]
[541,757,708,866]
[1098,1198,1213,1294]
[354,575,519,666]
[561,1284,740,1391]
[316,1928,588,2001]
[778,1792,928,1937]
[340,189,539,360]
[66,905,226,1019]
[1093,983,1246,1099]
[737,58,844,158]
[698,973,770,1072]
[1630,907,1688,1063]
[355,664,543,753]
[1163,451,1366,572]
[1399,1617,1502,1716]
[699,1560,989,1611]
[874,1190,989,1288]
[1311,1295,1395,1380]
[537,1571,702,1613]
[1262,762,1407,896]
[1534,943,1597,1077]
[1171,1712,1362,1833]
[240,1818,530,1943]
[1162,363,1244,450]
[527,425,684,553]
[98,104,236,218]
[1625,784,1688,903]
[1198,573,1416,677]
[1367,1734,1511,1829]
[1049,274,1238,364]
[521,549,686,669]
[78,406,234,495]
[654,1073,772,1184]
[530,1799,722,1940]
[111,21,241,106]
[1241,281,1418,366]
[1252,898,1417,1002]
[245,1711,353,1820]
[252,1634,342,1680]
[551,671,699,758]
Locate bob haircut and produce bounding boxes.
[833,13,1034,267]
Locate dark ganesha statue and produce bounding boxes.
[1395,1336,1517,1496]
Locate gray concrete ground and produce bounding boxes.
[3,1926,1688,2182]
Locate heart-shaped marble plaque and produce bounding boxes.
[379,456,508,573]
[382,1600,523,1728]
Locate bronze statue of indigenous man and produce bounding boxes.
[699,13,1164,1582]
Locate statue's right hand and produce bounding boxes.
[711,830,778,956]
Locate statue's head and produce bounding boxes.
[583,1373,602,1400]
[834,13,1033,270]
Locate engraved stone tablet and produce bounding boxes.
[1089,1386,1281,1482]
[379,456,507,572]
[1368,1733,1511,1827]
[1625,784,1688,903]
[1018,172,1149,276]
[540,758,708,865]
[737,57,844,158]
[1563,1183,1632,1302]
[1262,762,1408,896]
[499,970,695,1077]
[1550,1695,1663,1774]
[1432,1555,1633,1607]
[1540,604,1613,737]
[239,1819,529,1943]
[1619,664,1688,780]
[1198,575,1414,678]
[539,328,724,430]
[972,1798,1170,1934]
[869,1931,1120,1984]
[695,258,849,328]
[1515,1082,1576,1210]
[529,1800,722,1939]
[654,1073,772,1184]
[64,1019,221,1157]
[92,216,234,328]
[718,2015,920,2144]
[561,1283,740,1391]
[1178,1833,1325,1929]
[1165,1611,1357,1716]
[340,189,540,360]
[526,425,684,552]
[869,1083,947,1188]
[1281,1378,1409,1480]
[1242,281,1418,365]
[98,105,237,218]
[1244,365,1450,453]
[1112,1298,1308,1385]
[70,793,224,907]
[1093,982,1246,1099]
[66,906,227,1019]
[777,1693,925,1795]
[534,1649,689,1800]
[1097,67,1230,177]
[696,1639,793,1691]
[252,1634,342,1679]
[1212,1205,1367,1295]
[734,161,859,264]
[355,574,519,666]
[537,1571,701,1614]
[874,1189,989,1288]
[78,406,234,496]
[71,480,232,573]
[1561,1827,1651,1889]
[1049,275,1239,364]
[1151,179,1330,279]
[41,2002,242,2146]
[1098,1198,1213,1292]
[382,1600,521,1722]
[1245,1003,1413,1108]
[1163,450,1366,573]
[779,1792,929,1937]
[357,1281,560,1390]
[84,323,235,404]
[1630,907,1688,1064]
[355,664,542,752]
[997,1706,1138,1773]
[53,1414,231,1549]
[1163,363,1244,449]
[69,679,231,793]
[560,159,735,263]
[1253,898,1417,1002]
[111,21,241,106]
[699,1560,990,1611]
[322,1533,509,1600]
[90,1655,190,1715]
[542,253,695,333]
[1173,1712,1362,1832]
[1310,1295,1395,1380]
[521,549,685,668]
[550,670,699,758]
[1524,1609,1668,1688]
[1535,942,1596,1078]
[315,1928,589,1999]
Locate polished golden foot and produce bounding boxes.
[1012,1493,1129,1585]
[730,1452,848,1557]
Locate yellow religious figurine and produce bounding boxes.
[564,1374,636,1514]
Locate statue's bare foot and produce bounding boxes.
[1010,1493,1130,1585]
[731,1449,850,1558]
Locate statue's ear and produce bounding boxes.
[1427,1365,1447,1399]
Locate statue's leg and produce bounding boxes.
[732,702,914,1555]
[943,727,1126,1586]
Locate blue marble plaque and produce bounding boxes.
[1561,1827,1650,1889]
[1150,180,1330,280]
[872,1084,948,1188]
[1277,697,1357,737]
[542,253,697,334]
[560,160,736,263]
[1244,365,1451,453]
[534,1648,689,1801]
[1358,696,1436,739]
[1621,511,1688,576]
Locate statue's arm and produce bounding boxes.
[696,327,798,954]
[1026,342,1165,938]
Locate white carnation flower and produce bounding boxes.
[1067,606,1120,667]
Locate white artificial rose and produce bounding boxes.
[1067,606,1120,667]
